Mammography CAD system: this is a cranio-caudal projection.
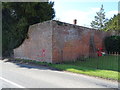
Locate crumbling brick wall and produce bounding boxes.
[14,20,110,63]
[14,21,53,63]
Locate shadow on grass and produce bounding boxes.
[3,57,119,72]
[50,64,119,80]
[2,57,119,81]
[62,55,119,72]
[3,58,62,71]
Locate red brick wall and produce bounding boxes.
[14,21,53,63]
[14,20,110,63]
[52,21,110,63]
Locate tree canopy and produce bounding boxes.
[91,5,108,30]
[2,2,55,57]
[104,14,120,35]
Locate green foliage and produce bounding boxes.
[91,5,108,30]
[104,36,120,53]
[2,7,17,56]
[2,2,55,57]
[91,4,120,34]
[104,14,120,34]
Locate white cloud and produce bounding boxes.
[54,10,88,25]
[59,10,90,26]
[54,7,103,27]
[106,11,118,19]
[90,8,100,12]
[54,8,118,28]
[50,0,119,2]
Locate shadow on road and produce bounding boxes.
[2,58,61,71]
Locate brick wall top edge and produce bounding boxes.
[52,20,111,33]
[28,20,109,33]
[52,20,96,30]
[29,20,52,28]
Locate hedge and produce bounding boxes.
[104,36,120,54]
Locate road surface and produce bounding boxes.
[0,59,119,89]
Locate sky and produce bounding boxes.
[50,0,119,27]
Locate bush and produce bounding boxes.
[104,35,120,54]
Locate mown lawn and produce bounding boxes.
[14,55,119,81]
[63,55,119,71]
[50,64,119,80]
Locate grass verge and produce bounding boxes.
[9,56,119,81]
[50,64,119,81]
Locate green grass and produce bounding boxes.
[14,55,119,81]
[50,64,119,80]
[63,55,119,71]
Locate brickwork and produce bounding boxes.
[14,21,53,63]
[14,20,110,63]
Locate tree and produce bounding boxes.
[104,14,120,35]
[2,7,18,56]
[91,5,108,30]
[2,2,55,57]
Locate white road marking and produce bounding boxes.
[0,76,25,88]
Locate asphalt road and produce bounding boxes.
[0,59,119,89]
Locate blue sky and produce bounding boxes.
[50,0,119,27]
